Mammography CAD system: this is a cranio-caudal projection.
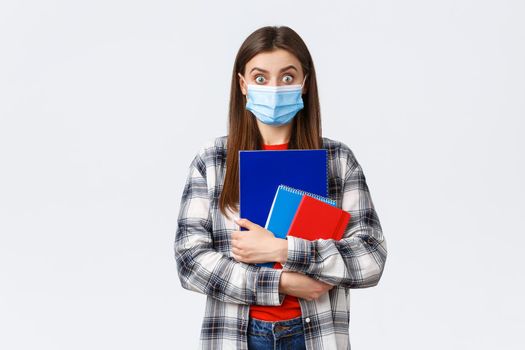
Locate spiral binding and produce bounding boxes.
[278,184,335,206]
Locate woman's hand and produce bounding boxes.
[279,271,334,301]
[231,218,288,264]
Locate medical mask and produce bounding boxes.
[241,75,307,126]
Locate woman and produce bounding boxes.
[175,25,387,350]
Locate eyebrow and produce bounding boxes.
[249,65,298,74]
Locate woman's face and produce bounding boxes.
[238,48,307,95]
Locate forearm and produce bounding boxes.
[282,230,387,288]
[273,219,387,289]
[175,222,285,306]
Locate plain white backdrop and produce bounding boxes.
[1,1,524,349]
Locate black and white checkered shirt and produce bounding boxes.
[174,135,387,349]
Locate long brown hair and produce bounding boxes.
[219,25,323,218]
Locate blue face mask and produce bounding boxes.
[240,74,307,126]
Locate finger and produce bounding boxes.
[323,283,335,290]
[235,218,258,230]
[232,230,247,241]
[232,242,243,252]
[232,251,245,262]
[231,240,243,249]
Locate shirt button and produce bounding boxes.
[367,236,374,244]
[305,317,311,323]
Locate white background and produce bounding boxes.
[1,1,524,349]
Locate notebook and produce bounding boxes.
[239,149,328,268]
[265,184,336,240]
[288,194,351,241]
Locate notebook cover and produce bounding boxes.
[265,185,336,240]
[239,149,328,231]
[287,195,351,241]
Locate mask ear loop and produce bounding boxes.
[238,73,249,102]
[300,74,308,94]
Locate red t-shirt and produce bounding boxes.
[248,141,302,321]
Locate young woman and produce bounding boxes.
[175,25,387,350]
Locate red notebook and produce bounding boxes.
[287,195,351,240]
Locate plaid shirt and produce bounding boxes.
[174,135,387,349]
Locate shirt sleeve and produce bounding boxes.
[281,146,388,288]
[174,150,286,305]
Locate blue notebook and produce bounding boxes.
[265,185,336,240]
[239,149,329,268]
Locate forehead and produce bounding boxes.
[244,49,303,74]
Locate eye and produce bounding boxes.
[282,74,294,84]
[255,75,266,84]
